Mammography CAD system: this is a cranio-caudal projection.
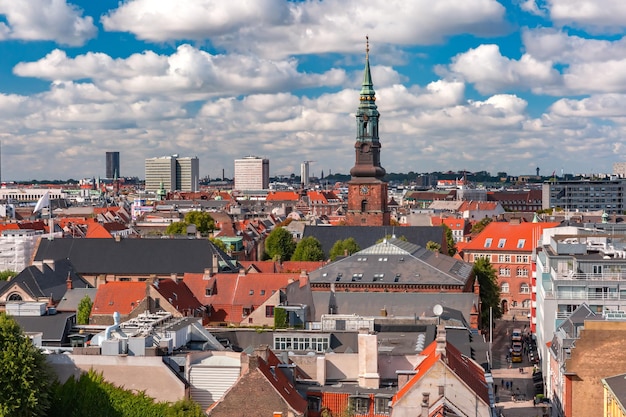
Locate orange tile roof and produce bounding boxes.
[279,261,325,273]
[459,201,500,211]
[91,281,147,316]
[266,191,300,201]
[155,279,203,312]
[393,339,489,407]
[463,221,560,252]
[85,222,113,238]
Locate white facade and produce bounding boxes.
[0,230,40,272]
[301,161,310,187]
[234,156,269,191]
[175,157,199,192]
[0,188,66,202]
[535,225,626,395]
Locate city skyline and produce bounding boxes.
[0,1,625,180]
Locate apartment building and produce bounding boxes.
[145,155,199,193]
[234,156,269,191]
[542,179,626,214]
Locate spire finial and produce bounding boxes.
[366,35,369,59]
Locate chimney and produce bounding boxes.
[358,329,380,389]
[254,344,270,363]
[396,370,416,389]
[170,273,177,281]
[114,235,121,242]
[435,325,447,358]
[421,392,430,416]
[212,253,219,274]
[66,272,73,290]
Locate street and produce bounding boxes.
[490,319,550,417]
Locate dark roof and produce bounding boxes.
[302,225,445,257]
[557,302,597,336]
[310,291,478,323]
[34,237,237,275]
[604,373,626,409]
[13,312,75,343]
[309,238,473,287]
[8,259,91,302]
[56,288,98,312]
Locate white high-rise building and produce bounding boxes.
[301,161,310,188]
[234,156,269,191]
[145,155,199,193]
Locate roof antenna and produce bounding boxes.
[365,35,369,59]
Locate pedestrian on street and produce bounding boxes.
[510,381,513,390]
[501,379,504,388]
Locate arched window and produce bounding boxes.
[520,283,530,293]
[7,293,22,301]
[361,199,368,213]
[501,282,509,293]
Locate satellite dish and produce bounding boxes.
[433,304,443,317]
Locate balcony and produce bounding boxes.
[555,291,620,301]
[554,270,626,281]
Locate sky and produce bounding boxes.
[1,0,626,181]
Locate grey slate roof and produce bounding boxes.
[603,373,626,409]
[34,237,237,275]
[13,312,76,344]
[8,259,92,302]
[56,288,98,312]
[310,291,478,323]
[302,225,445,257]
[309,238,473,287]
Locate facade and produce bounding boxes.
[145,156,176,192]
[534,226,626,399]
[462,220,559,319]
[345,40,390,226]
[488,189,542,212]
[145,155,199,192]
[234,156,269,191]
[603,373,626,417]
[301,161,310,187]
[542,179,626,214]
[105,151,120,179]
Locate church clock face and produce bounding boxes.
[360,185,370,195]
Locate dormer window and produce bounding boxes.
[484,238,492,248]
[498,239,506,248]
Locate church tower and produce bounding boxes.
[345,37,390,226]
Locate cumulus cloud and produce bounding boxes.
[102,0,508,59]
[548,0,626,33]
[0,0,96,46]
[13,45,348,99]
[447,44,560,94]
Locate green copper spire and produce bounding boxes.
[360,36,376,99]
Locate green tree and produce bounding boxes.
[265,227,296,261]
[184,211,216,234]
[443,224,457,256]
[291,237,325,261]
[473,258,502,328]
[77,295,93,325]
[471,217,493,234]
[210,237,227,252]
[0,313,52,416]
[0,270,15,281]
[165,221,187,235]
[426,241,441,252]
[329,238,360,261]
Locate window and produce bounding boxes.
[260,290,265,296]
[274,334,329,352]
[501,282,510,293]
[520,283,530,293]
[484,238,492,248]
[7,293,22,301]
[249,290,254,295]
[352,273,363,281]
[265,305,275,317]
[350,397,370,415]
[374,397,391,415]
[517,239,526,248]
[205,288,213,296]
[307,397,321,412]
[498,238,506,248]
[517,268,528,277]
[522,299,531,308]
[373,273,384,281]
[499,254,511,263]
[499,267,511,276]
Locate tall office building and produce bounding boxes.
[234,156,269,191]
[106,152,120,179]
[301,161,310,188]
[145,155,199,193]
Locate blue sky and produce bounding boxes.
[1,0,626,181]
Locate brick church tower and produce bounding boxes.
[345,38,390,226]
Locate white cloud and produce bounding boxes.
[447,44,560,94]
[550,94,626,118]
[548,0,626,33]
[102,0,508,59]
[13,45,348,99]
[0,0,96,46]
[519,0,545,16]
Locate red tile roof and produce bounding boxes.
[463,221,560,252]
[266,191,300,201]
[393,339,489,407]
[85,222,113,238]
[155,279,203,312]
[91,281,147,316]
